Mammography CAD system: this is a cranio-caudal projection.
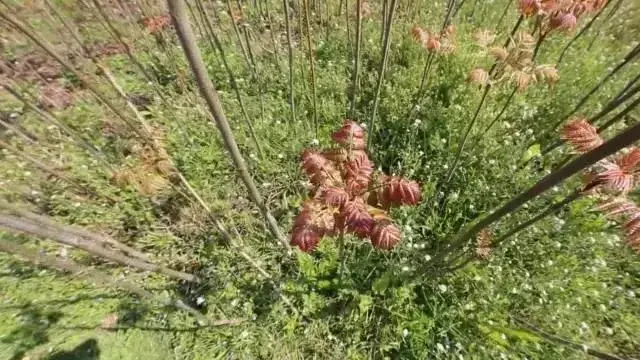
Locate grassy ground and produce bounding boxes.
[1,0,639,359]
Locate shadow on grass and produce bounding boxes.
[45,339,100,360]
[4,304,63,360]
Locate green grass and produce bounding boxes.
[1,0,639,359]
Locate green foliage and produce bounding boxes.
[1,0,639,359]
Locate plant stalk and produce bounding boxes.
[168,0,290,249]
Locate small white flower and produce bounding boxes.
[196,296,206,305]
[360,122,367,129]
[443,164,449,170]
[401,266,410,272]
[424,254,432,262]
[438,284,448,293]
[277,153,284,159]
[526,128,533,135]
[310,138,320,146]
[436,343,445,352]
[413,119,422,126]
[249,153,257,159]
[603,327,614,335]
[628,290,636,298]
[402,328,409,337]
[441,138,447,143]
[489,159,496,165]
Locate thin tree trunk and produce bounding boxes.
[225,0,254,73]
[345,0,353,57]
[303,0,319,135]
[512,317,626,360]
[0,117,36,144]
[88,0,171,107]
[263,0,282,71]
[539,84,640,157]
[0,139,109,201]
[0,10,148,140]
[441,119,640,264]
[194,0,262,155]
[556,1,610,65]
[381,0,387,45]
[496,0,514,29]
[350,0,363,118]
[548,43,640,132]
[0,213,198,283]
[445,85,491,183]
[467,88,517,154]
[168,0,290,249]
[282,0,297,126]
[596,95,640,133]
[0,239,214,325]
[367,0,398,148]
[0,202,150,262]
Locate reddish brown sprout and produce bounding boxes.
[370,221,402,250]
[561,118,603,153]
[291,120,422,252]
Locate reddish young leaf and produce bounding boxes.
[344,154,373,196]
[410,25,427,43]
[331,121,366,149]
[301,150,341,187]
[291,225,322,252]
[318,187,350,208]
[370,220,401,250]
[595,160,635,193]
[617,148,640,174]
[561,118,603,153]
[322,148,349,163]
[301,150,330,177]
[340,198,374,238]
[380,177,422,208]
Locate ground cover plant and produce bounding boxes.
[0,0,639,359]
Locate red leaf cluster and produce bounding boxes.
[519,0,607,33]
[597,198,640,253]
[141,15,172,34]
[561,118,603,153]
[291,120,422,252]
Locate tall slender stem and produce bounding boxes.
[0,238,217,325]
[303,0,319,135]
[367,0,398,148]
[195,0,262,155]
[557,1,610,65]
[282,0,297,126]
[350,0,363,118]
[264,0,282,71]
[0,213,197,282]
[225,0,254,73]
[496,0,514,29]
[548,43,640,132]
[168,0,289,249]
[467,88,517,154]
[444,85,490,183]
[446,119,640,262]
